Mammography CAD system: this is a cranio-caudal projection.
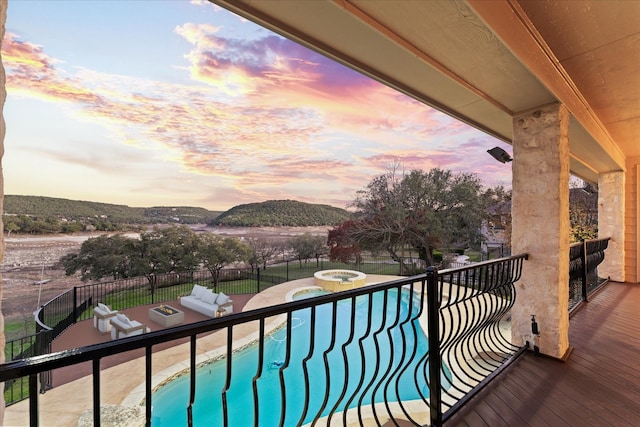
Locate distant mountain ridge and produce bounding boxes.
[211,199,352,227]
[4,195,221,225]
[4,195,351,229]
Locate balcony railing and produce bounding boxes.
[1,254,527,427]
[568,237,611,312]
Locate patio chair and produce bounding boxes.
[110,313,150,340]
[93,303,118,334]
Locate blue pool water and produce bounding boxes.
[152,288,430,426]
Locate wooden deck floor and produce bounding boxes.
[445,281,640,426]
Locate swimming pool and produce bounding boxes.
[152,287,431,426]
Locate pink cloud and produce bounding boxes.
[2,33,104,104]
[3,22,509,210]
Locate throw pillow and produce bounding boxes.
[202,290,217,305]
[216,292,230,305]
[97,302,109,312]
[116,313,131,328]
[192,285,206,299]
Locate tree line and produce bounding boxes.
[60,167,505,284]
[59,166,597,284]
[61,225,327,288]
[3,196,352,234]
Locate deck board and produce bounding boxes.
[445,281,640,426]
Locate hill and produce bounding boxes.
[4,195,221,228]
[210,200,352,227]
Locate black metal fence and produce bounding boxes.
[0,254,528,426]
[568,237,611,312]
[433,255,528,424]
[3,331,52,404]
[9,256,409,403]
[34,256,412,335]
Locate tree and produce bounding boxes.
[128,225,201,291]
[198,233,250,289]
[327,221,362,264]
[482,185,512,257]
[60,234,134,281]
[346,166,486,268]
[289,233,326,267]
[569,183,598,242]
[4,218,21,236]
[245,237,279,271]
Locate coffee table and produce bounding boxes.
[148,304,184,327]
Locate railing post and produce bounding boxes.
[257,268,261,293]
[581,239,589,302]
[72,286,78,324]
[426,266,442,427]
[93,359,101,427]
[29,374,39,427]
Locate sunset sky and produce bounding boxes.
[2,0,512,211]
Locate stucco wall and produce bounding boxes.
[626,160,640,283]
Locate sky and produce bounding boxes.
[2,0,512,211]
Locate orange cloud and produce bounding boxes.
[2,33,104,104]
[3,19,507,210]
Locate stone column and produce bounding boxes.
[598,172,625,282]
[0,0,7,422]
[511,103,571,360]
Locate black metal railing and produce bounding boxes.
[568,237,611,312]
[8,256,422,406]
[1,254,527,426]
[3,331,52,403]
[434,255,528,424]
[34,257,412,335]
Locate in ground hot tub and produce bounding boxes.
[314,270,367,292]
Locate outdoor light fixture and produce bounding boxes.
[487,146,513,163]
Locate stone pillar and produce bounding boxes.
[0,0,7,422]
[598,172,625,282]
[511,103,571,360]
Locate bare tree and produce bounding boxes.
[289,233,326,267]
[245,237,279,271]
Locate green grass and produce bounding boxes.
[4,319,36,342]
[4,324,40,405]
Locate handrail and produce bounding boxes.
[568,237,610,312]
[1,254,528,427]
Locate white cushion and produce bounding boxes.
[116,313,131,328]
[98,302,109,312]
[202,290,218,305]
[216,292,230,305]
[192,284,207,299]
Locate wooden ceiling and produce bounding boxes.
[211,0,640,183]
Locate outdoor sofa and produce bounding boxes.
[180,284,233,317]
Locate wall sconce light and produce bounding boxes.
[487,146,513,163]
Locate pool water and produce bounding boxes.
[152,288,430,426]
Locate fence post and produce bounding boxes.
[35,329,52,393]
[73,287,78,324]
[257,268,261,293]
[426,266,443,427]
[581,239,589,302]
